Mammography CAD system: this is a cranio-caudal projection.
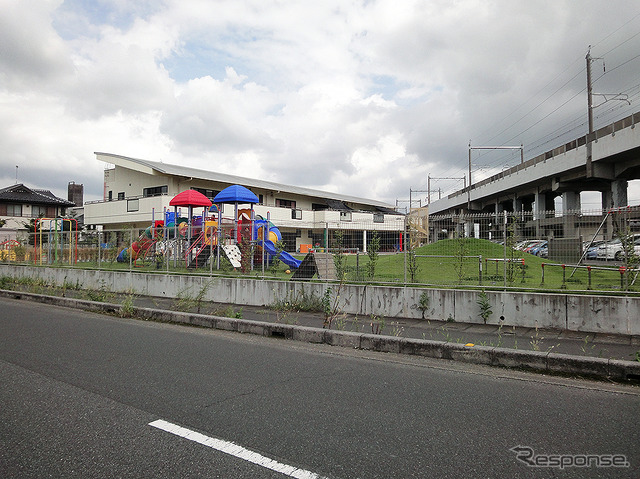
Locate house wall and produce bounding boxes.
[104,168,178,201]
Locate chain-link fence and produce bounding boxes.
[1,207,639,293]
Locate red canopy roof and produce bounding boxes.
[169,189,213,207]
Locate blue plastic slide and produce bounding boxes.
[260,239,302,269]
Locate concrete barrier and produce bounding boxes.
[1,264,639,335]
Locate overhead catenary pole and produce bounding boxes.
[587,48,594,135]
[468,142,471,212]
[586,48,594,177]
[585,45,629,177]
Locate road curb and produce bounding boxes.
[3,289,640,382]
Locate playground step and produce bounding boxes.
[187,248,212,269]
[222,244,242,268]
[291,252,337,281]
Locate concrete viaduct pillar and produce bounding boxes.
[562,191,581,213]
[562,191,581,237]
[611,180,628,208]
[601,180,628,210]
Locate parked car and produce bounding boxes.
[596,235,640,260]
[618,237,640,259]
[584,240,605,260]
[523,240,546,254]
[528,241,548,256]
[536,243,548,258]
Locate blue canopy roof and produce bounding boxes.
[213,184,259,204]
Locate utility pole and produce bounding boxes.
[586,48,594,135]
[586,47,596,177]
[585,46,629,177]
[468,142,472,212]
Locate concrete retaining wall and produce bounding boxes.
[1,265,639,335]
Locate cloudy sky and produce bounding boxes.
[1,0,639,209]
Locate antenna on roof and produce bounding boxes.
[15,165,18,184]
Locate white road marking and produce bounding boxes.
[149,419,327,479]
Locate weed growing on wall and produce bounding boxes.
[477,290,492,324]
[120,293,136,318]
[174,280,212,314]
[417,291,430,319]
[86,280,111,302]
[370,314,385,334]
[271,288,323,312]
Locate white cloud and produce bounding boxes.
[0,0,639,207]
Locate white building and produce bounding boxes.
[84,152,405,252]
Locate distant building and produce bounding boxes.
[84,152,405,252]
[68,182,84,207]
[0,184,75,242]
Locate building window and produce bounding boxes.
[117,192,125,200]
[280,232,297,251]
[276,198,296,209]
[259,194,264,205]
[31,205,48,217]
[291,208,302,220]
[373,213,384,223]
[108,191,113,201]
[143,185,168,197]
[192,187,219,199]
[4,204,21,216]
[6,204,23,217]
[127,199,139,212]
[340,211,352,222]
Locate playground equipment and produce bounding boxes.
[116,217,188,265]
[0,240,22,262]
[34,218,78,265]
[251,214,302,269]
[115,185,303,272]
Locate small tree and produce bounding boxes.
[505,218,520,283]
[366,232,380,279]
[332,230,347,280]
[407,245,419,283]
[452,232,467,284]
[239,224,252,273]
[268,240,285,273]
[616,227,640,290]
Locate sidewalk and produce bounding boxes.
[128,294,640,363]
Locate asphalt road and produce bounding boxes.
[1,298,639,478]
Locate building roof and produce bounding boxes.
[0,184,75,207]
[95,152,399,211]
